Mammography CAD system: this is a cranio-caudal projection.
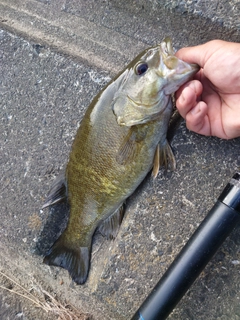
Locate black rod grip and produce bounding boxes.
[131,173,240,320]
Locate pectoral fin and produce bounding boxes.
[116,128,147,165]
[116,129,137,165]
[152,144,160,178]
[98,204,125,240]
[160,142,176,170]
[152,141,176,178]
[42,173,67,209]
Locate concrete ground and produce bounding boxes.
[1,0,240,319]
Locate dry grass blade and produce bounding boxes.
[0,270,91,320]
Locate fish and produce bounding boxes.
[42,37,199,285]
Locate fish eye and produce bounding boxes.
[135,63,148,75]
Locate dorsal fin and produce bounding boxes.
[42,172,67,209]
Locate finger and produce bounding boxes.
[176,80,203,118]
[175,44,207,68]
[175,40,226,68]
[185,101,211,136]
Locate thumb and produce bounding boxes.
[175,44,207,68]
[175,40,226,68]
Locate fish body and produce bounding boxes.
[43,38,199,284]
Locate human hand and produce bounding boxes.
[175,40,240,139]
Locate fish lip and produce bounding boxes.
[160,37,175,57]
[182,63,200,77]
[171,59,199,76]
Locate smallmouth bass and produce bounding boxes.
[42,38,199,284]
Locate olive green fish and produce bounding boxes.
[42,38,199,284]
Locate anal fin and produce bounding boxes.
[98,204,125,240]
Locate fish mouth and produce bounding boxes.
[160,37,199,75]
[158,38,200,94]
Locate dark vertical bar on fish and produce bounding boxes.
[131,173,240,320]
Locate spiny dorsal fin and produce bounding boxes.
[42,173,67,209]
[98,204,125,240]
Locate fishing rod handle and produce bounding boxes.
[131,172,240,320]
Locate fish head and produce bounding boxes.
[113,37,199,126]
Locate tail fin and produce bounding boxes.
[43,238,91,285]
